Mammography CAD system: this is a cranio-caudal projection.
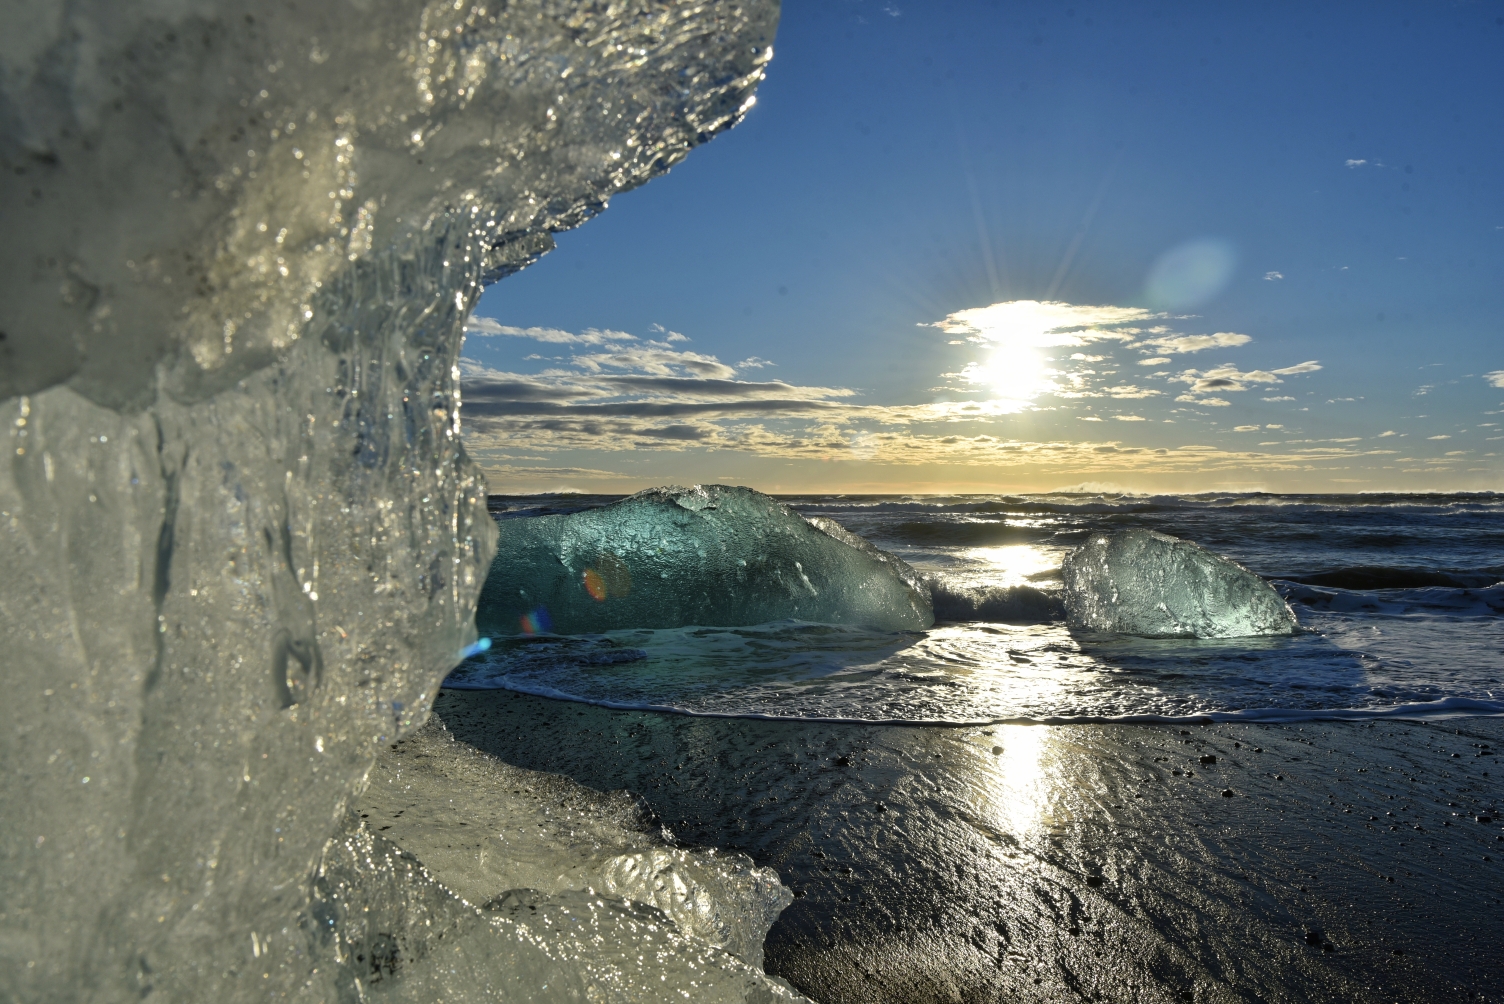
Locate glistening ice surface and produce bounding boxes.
[448,492,1504,724]
[305,719,803,1002]
[1,1,790,1001]
[1061,528,1298,638]
[477,484,932,636]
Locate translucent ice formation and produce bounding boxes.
[479,484,935,635]
[307,720,802,1000]
[0,1,785,1000]
[1062,529,1299,638]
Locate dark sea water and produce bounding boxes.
[448,492,1504,724]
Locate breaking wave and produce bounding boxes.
[925,578,1064,623]
[1277,566,1503,591]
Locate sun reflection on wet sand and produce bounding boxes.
[986,724,1051,836]
[444,690,1504,1004]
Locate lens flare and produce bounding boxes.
[582,552,632,602]
[457,636,492,659]
[518,608,552,635]
[1145,238,1237,309]
[583,567,608,601]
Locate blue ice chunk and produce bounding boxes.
[1062,528,1298,638]
[479,485,934,635]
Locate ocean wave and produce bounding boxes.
[1277,566,1503,590]
[792,490,1504,514]
[925,578,1063,623]
[461,491,1504,733]
[882,519,1049,546]
[489,491,1504,527]
[1275,580,1504,616]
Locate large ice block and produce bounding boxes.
[479,484,934,635]
[1062,529,1299,638]
[301,719,803,1001]
[0,2,786,1001]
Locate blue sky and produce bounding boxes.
[462,1,1504,494]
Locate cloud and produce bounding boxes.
[1485,371,1504,389]
[472,415,1376,472]
[635,424,713,441]
[462,367,853,421]
[1263,271,1284,281]
[458,321,862,449]
[1427,434,1451,440]
[1138,332,1251,354]
[465,316,636,346]
[1345,159,1368,168]
[930,300,1154,348]
[1262,395,1295,402]
[1171,361,1321,395]
[1378,430,1397,437]
[924,300,1291,416]
[1234,425,1262,432]
[1100,385,1161,399]
[464,312,1365,477]
[649,323,690,343]
[572,346,738,379]
[480,464,626,480]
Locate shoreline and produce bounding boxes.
[442,681,1504,728]
[436,688,1504,1003]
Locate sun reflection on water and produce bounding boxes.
[957,544,1060,589]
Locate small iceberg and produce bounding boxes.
[479,485,934,635]
[1062,528,1298,638]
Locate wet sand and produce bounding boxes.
[434,689,1504,1003]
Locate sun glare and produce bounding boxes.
[988,724,1050,836]
[959,544,1058,589]
[939,300,1152,408]
[967,343,1051,404]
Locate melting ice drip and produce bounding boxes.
[0,2,799,1001]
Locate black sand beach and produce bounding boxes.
[430,689,1504,1003]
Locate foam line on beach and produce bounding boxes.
[440,680,1504,728]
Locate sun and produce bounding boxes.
[966,343,1052,404]
[938,299,1152,408]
